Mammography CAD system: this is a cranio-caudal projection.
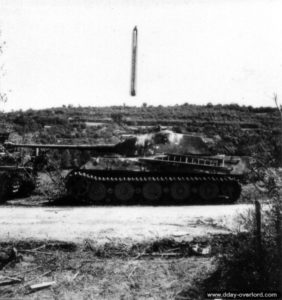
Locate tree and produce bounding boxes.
[61,150,71,169]
[110,112,123,124]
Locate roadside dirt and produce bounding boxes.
[0,199,258,299]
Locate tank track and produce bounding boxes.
[66,169,242,205]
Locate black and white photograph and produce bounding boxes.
[0,0,281,299]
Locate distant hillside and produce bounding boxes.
[2,103,282,166]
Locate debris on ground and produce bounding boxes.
[29,281,56,292]
[0,247,20,270]
[0,238,219,299]
[191,244,212,256]
[0,276,23,286]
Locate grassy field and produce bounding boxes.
[0,239,216,300]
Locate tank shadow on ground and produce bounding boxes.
[44,195,236,207]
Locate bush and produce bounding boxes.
[203,232,280,292]
[202,144,282,296]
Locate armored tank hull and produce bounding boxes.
[65,153,243,205]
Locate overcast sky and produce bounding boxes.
[0,0,282,111]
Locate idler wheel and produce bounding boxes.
[114,182,134,202]
[170,182,190,201]
[66,176,76,194]
[88,182,107,202]
[221,181,241,202]
[199,182,219,201]
[142,182,162,201]
[69,177,89,199]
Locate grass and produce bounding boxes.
[0,239,215,300]
[1,233,276,299]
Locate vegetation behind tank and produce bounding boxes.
[1,103,280,168]
[0,103,280,203]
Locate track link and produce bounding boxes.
[66,170,242,205]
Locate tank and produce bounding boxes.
[64,131,248,204]
[0,133,37,203]
[6,130,248,204]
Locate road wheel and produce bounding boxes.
[142,182,162,201]
[170,182,190,201]
[221,181,241,202]
[114,182,134,203]
[199,182,219,201]
[88,182,107,203]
